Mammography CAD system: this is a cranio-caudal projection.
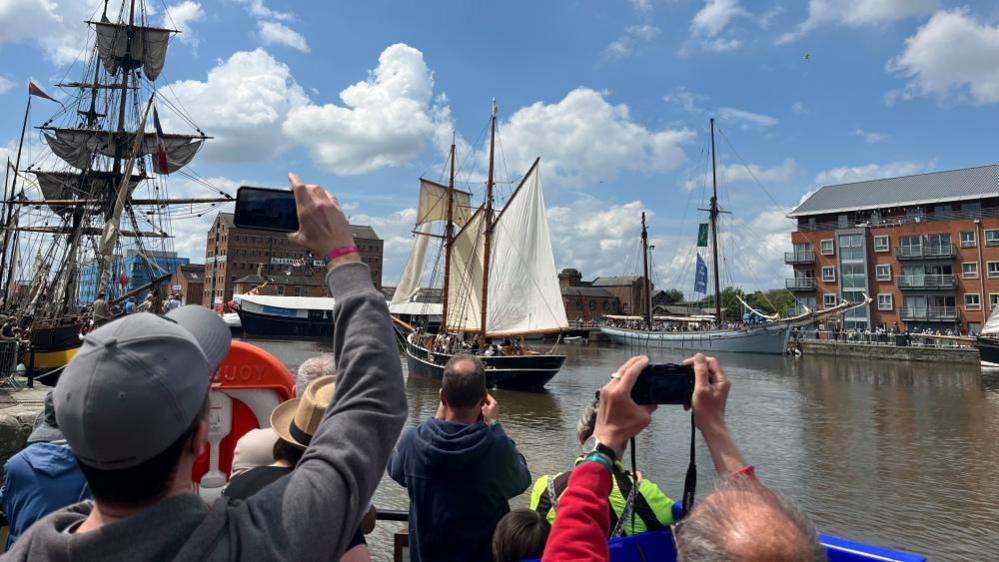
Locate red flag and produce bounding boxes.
[119,272,129,288]
[27,81,58,102]
[152,106,170,174]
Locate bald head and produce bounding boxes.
[442,353,486,409]
[675,477,825,562]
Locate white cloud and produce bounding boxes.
[791,101,807,114]
[812,161,933,187]
[0,76,14,95]
[664,86,705,113]
[548,199,647,277]
[258,21,309,52]
[235,0,292,21]
[163,1,204,45]
[348,207,418,284]
[162,48,309,162]
[603,24,661,60]
[494,88,695,184]
[851,128,889,144]
[283,43,442,175]
[167,176,240,260]
[682,159,799,192]
[0,0,98,64]
[687,0,748,53]
[629,0,653,15]
[888,9,999,105]
[779,0,938,44]
[716,107,778,128]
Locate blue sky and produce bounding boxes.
[2,0,999,295]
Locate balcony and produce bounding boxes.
[896,274,957,290]
[900,306,960,322]
[895,244,955,260]
[786,278,817,291]
[784,251,815,265]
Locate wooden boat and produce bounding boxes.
[235,294,335,339]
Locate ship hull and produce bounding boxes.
[976,336,999,364]
[402,333,564,391]
[25,323,83,384]
[600,325,790,355]
[236,308,332,339]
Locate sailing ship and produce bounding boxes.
[393,102,568,391]
[976,306,999,364]
[0,0,228,379]
[600,119,867,354]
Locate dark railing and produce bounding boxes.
[896,244,955,260]
[784,251,815,265]
[786,278,817,291]
[896,274,956,290]
[796,206,999,232]
[900,306,959,321]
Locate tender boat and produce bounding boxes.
[235,294,335,339]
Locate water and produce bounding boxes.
[248,338,999,561]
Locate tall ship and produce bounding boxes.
[0,0,228,379]
[393,102,568,391]
[601,119,866,354]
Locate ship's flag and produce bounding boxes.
[27,81,58,102]
[152,105,170,174]
[694,253,708,294]
[697,223,709,247]
[119,272,129,288]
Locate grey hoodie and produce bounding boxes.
[2,263,407,562]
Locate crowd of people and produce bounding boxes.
[0,175,827,561]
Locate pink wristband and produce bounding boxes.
[327,244,359,261]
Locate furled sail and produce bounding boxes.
[43,128,202,173]
[92,19,173,81]
[391,223,433,305]
[33,171,143,215]
[484,161,567,336]
[417,179,473,226]
[446,209,486,332]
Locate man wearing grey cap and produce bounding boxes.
[3,174,408,561]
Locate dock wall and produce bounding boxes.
[799,341,980,364]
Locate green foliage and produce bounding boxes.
[698,287,796,319]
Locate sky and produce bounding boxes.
[2,0,999,297]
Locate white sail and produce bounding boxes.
[446,209,486,332]
[485,162,567,336]
[983,308,999,335]
[392,223,433,305]
[93,19,172,81]
[418,179,473,226]
[44,128,202,173]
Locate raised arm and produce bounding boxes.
[246,174,407,559]
[685,354,750,476]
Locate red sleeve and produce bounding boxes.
[541,461,612,562]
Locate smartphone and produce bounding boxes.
[630,364,695,406]
[234,186,299,233]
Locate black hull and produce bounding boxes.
[977,337,999,364]
[402,334,564,391]
[237,309,332,339]
[31,323,81,352]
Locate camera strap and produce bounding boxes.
[681,409,697,517]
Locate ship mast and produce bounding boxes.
[479,100,497,349]
[641,212,652,329]
[0,94,32,306]
[709,118,722,323]
[440,132,456,334]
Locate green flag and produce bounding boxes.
[697,223,709,247]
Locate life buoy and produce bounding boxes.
[192,340,294,499]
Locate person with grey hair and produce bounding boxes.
[230,353,337,477]
[541,354,824,562]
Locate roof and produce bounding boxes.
[176,263,205,282]
[218,212,381,240]
[233,274,325,286]
[592,276,641,287]
[562,286,616,298]
[237,294,336,311]
[790,164,999,218]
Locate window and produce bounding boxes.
[823,293,837,308]
[877,293,893,311]
[963,262,979,279]
[589,301,597,311]
[277,285,286,296]
[989,262,999,278]
[965,293,981,310]
[991,294,999,310]
[822,266,836,282]
[820,239,834,255]
[873,235,889,252]
[294,287,302,296]
[875,264,891,281]
[961,231,977,248]
[987,230,999,247]
[839,234,864,261]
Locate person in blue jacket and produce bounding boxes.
[388,353,532,562]
[0,392,89,548]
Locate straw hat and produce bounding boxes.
[270,375,335,449]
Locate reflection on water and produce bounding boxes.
[246,338,999,561]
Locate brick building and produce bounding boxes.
[558,268,622,322]
[170,264,205,305]
[787,164,999,334]
[232,272,327,298]
[591,276,651,317]
[203,213,383,305]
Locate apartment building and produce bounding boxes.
[787,164,999,334]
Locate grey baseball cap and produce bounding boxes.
[54,306,231,469]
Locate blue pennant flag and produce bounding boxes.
[694,253,708,294]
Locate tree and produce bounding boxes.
[654,288,685,306]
